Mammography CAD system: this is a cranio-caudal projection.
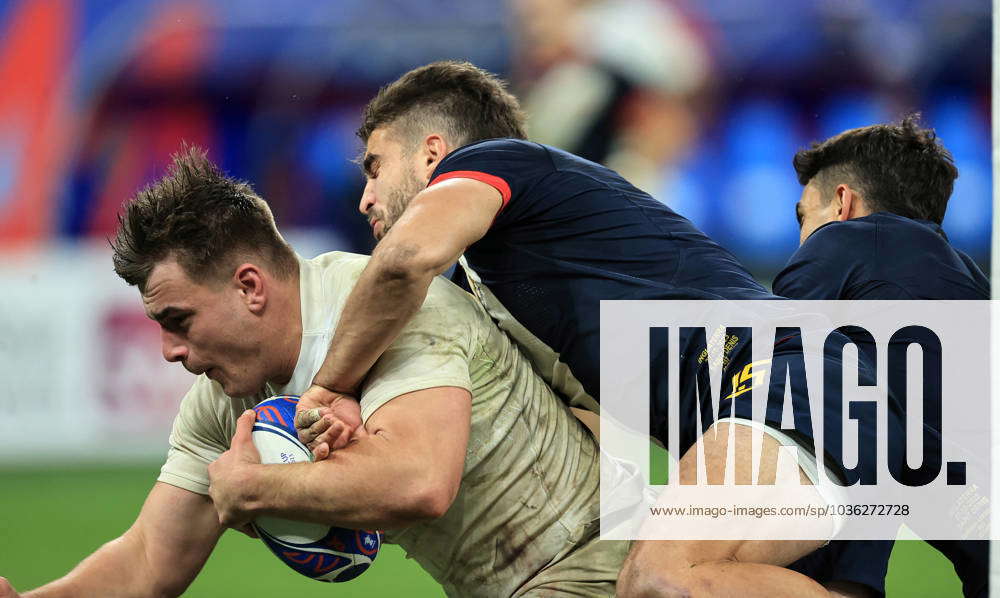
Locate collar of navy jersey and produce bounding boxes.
[426,137,533,183]
[806,212,947,242]
[914,218,947,239]
[867,212,949,240]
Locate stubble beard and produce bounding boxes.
[377,169,427,240]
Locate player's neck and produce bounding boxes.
[266,274,303,386]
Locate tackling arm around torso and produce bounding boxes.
[296,178,500,452]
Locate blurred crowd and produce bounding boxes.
[0,0,990,280]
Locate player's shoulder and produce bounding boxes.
[303,251,369,294]
[421,276,487,328]
[305,250,369,274]
[308,250,483,322]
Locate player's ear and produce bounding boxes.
[234,263,267,313]
[836,185,865,222]
[420,134,449,177]
[834,184,851,222]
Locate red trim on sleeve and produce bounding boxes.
[428,170,512,213]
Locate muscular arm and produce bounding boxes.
[214,386,471,530]
[312,179,500,393]
[19,483,223,598]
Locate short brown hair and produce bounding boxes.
[358,61,527,148]
[793,114,958,224]
[112,145,297,290]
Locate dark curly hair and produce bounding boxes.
[792,114,958,224]
[358,60,527,149]
[111,145,297,291]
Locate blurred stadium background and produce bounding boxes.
[0,0,990,596]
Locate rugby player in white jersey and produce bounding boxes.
[0,147,634,598]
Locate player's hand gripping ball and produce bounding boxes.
[251,395,381,582]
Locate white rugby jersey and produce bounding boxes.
[158,251,627,597]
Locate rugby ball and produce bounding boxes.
[250,395,381,582]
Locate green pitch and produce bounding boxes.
[0,465,964,597]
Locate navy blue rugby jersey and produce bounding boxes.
[774,211,989,598]
[773,212,989,300]
[773,211,988,445]
[428,138,774,410]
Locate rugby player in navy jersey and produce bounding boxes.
[294,61,876,597]
[774,116,989,598]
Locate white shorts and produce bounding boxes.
[716,416,848,537]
